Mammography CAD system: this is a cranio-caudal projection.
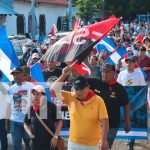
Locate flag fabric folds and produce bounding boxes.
[105,47,127,65]
[41,18,120,63]
[95,36,116,55]
[51,24,57,37]
[134,33,143,46]
[0,26,20,82]
[72,62,91,75]
[30,63,51,101]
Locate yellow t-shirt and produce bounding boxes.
[62,90,108,146]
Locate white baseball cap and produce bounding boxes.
[32,53,39,59]
[31,85,45,94]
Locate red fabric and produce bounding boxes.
[72,19,80,31]
[85,18,120,40]
[32,102,39,113]
[51,24,57,36]
[73,62,91,75]
[80,90,95,105]
[109,15,115,18]
[135,33,144,46]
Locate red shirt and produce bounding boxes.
[138,55,150,80]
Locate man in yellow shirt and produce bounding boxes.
[51,66,109,150]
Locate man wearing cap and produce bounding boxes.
[117,56,146,150]
[0,70,9,150]
[117,56,146,86]
[51,68,109,150]
[24,85,62,150]
[5,67,34,150]
[86,63,130,149]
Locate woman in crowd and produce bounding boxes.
[24,85,63,150]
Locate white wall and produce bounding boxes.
[6,1,67,36]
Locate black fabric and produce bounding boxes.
[42,68,62,82]
[24,102,60,150]
[87,78,129,128]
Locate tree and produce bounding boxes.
[104,0,150,21]
[74,0,103,23]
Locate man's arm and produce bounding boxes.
[50,120,63,148]
[99,118,109,150]
[24,123,35,139]
[5,103,11,132]
[50,66,71,97]
[124,103,130,133]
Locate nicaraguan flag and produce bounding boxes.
[105,47,127,65]
[95,36,116,55]
[0,26,20,82]
[30,63,51,102]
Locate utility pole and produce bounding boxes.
[68,0,73,31]
[31,0,36,40]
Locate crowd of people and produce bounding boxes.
[0,19,150,150]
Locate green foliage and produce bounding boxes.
[74,0,150,21]
[104,0,150,20]
[74,0,103,22]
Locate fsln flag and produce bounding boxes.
[0,26,20,82]
[51,24,57,37]
[72,62,91,75]
[41,17,120,63]
[105,47,127,66]
[95,36,116,55]
[30,63,51,102]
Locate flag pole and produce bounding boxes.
[68,0,73,31]
[31,0,36,40]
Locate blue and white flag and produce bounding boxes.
[95,36,116,55]
[0,26,20,82]
[30,63,51,102]
[105,47,127,66]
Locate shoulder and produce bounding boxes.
[24,82,35,88]
[8,83,17,92]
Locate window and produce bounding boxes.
[39,14,46,35]
[17,15,25,34]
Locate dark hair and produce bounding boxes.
[90,55,98,61]
[140,46,146,51]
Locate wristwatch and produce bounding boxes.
[53,135,58,139]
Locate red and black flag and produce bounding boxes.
[41,17,120,63]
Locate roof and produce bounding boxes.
[24,0,68,6]
[0,1,17,15]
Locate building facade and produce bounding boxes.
[5,0,68,37]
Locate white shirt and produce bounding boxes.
[0,83,9,119]
[8,82,34,122]
[117,69,146,86]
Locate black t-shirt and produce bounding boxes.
[87,78,129,128]
[42,68,62,82]
[24,102,61,150]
